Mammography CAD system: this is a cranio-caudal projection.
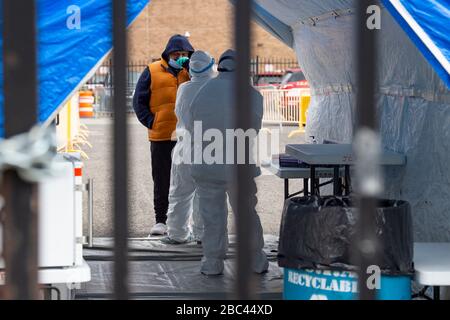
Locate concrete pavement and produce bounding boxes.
[81,116,306,237]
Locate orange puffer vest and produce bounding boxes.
[148,60,190,141]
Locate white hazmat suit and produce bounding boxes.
[189,49,269,275]
[164,51,216,243]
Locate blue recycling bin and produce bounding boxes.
[283,268,411,300]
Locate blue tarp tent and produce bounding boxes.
[244,0,450,241]
[0,0,149,136]
[383,0,450,88]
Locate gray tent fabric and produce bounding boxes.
[254,0,353,25]
[246,0,450,242]
[229,0,294,47]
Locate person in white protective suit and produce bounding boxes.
[189,49,269,275]
[161,50,217,244]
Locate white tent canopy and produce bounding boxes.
[246,0,450,241]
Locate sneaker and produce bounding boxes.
[149,223,167,236]
[160,235,190,245]
[253,253,269,274]
[200,257,225,275]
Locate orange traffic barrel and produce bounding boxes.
[79,90,95,118]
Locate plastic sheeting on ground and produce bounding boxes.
[0,0,149,137]
[249,0,450,242]
[75,235,282,300]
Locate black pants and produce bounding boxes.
[151,140,177,224]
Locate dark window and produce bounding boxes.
[289,71,306,82]
[281,71,306,85]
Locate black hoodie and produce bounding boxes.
[132,35,195,129]
[161,34,195,63]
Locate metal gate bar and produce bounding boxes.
[112,0,129,300]
[234,0,256,300]
[1,0,39,300]
[354,0,382,300]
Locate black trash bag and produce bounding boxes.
[277,196,414,275]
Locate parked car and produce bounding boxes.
[279,68,309,92]
[252,71,283,88]
[279,69,310,122]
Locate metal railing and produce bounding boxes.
[259,88,310,125]
[86,62,302,116]
[85,60,151,114]
[86,57,299,88]
[84,57,300,115]
[250,56,299,85]
[85,60,152,87]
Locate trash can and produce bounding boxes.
[278,196,414,300]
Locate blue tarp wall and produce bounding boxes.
[0,0,149,136]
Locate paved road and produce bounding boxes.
[81,116,306,237]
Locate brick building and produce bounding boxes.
[127,0,297,62]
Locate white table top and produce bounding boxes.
[414,243,450,286]
[268,161,340,179]
[286,144,406,166]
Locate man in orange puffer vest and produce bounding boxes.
[133,35,194,236]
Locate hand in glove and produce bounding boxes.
[177,56,190,69]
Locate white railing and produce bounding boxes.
[258,88,309,126]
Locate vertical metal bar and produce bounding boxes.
[42,286,52,300]
[310,166,316,196]
[88,178,94,248]
[234,0,255,300]
[284,179,289,200]
[256,55,259,80]
[113,0,129,300]
[333,166,340,196]
[434,286,440,300]
[354,0,381,300]
[1,0,39,300]
[345,165,351,196]
[357,3,377,130]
